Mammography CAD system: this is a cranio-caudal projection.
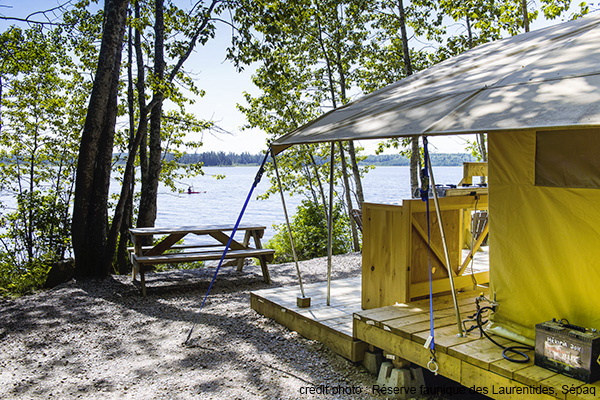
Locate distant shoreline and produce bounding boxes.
[114,151,477,167]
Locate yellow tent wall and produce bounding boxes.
[488,129,600,342]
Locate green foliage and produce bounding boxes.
[0,25,86,296]
[231,0,371,215]
[464,135,488,161]
[267,200,352,263]
[0,255,51,298]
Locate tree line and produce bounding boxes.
[162,152,477,167]
[173,151,264,166]
[0,0,592,294]
[361,153,476,167]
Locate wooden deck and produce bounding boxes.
[250,277,367,362]
[251,278,599,400]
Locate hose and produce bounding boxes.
[475,306,534,363]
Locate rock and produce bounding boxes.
[44,258,75,288]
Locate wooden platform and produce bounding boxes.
[355,292,599,400]
[251,279,598,400]
[250,277,368,362]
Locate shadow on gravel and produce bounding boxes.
[0,254,372,399]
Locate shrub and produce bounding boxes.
[267,200,351,263]
[0,254,52,297]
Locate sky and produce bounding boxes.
[1,0,592,155]
[181,18,476,155]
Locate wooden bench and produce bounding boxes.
[129,224,274,296]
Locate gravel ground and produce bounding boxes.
[0,253,482,400]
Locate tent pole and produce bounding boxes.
[271,149,306,299]
[327,142,335,306]
[425,145,465,337]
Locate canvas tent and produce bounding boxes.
[272,14,600,342]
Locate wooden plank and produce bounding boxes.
[354,304,427,324]
[445,187,489,197]
[408,194,488,213]
[565,381,600,400]
[458,220,489,275]
[127,243,225,252]
[514,365,559,388]
[252,277,361,300]
[263,294,360,310]
[251,293,367,362]
[237,230,252,271]
[412,324,478,353]
[490,356,533,380]
[361,202,408,309]
[134,248,275,264]
[459,162,488,186]
[410,271,489,298]
[143,233,187,256]
[539,374,584,400]
[386,303,478,340]
[321,317,354,337]
[208,231,246,249]
[354,317,462,383]
[130,224,266,236]
[461,361,559,400]
[355,289,480,323]
[410,208,461,283]
[448,336,514,370]
[295,307,351,321]
[411,215,448,270]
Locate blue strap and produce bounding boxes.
[185,149,270,343]
[421,136,436,359]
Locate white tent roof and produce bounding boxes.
[272,13,600,154]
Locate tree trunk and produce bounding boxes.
[103,1,149,268]
[397,0,419,194]
[115,20,136,274]
[339,143,360,251]
[466,14,473,49]
[308,149,328,216]
[479,134,488,162]
[410,136,419,196]
[347,141,364,208]
[464,14,488,162]
[116,191,133,274]
[302,164,321,208]
[398,0,412,76]
[335,50,364,209]
[137,0,164,231]
[71,0,129,277]
[521,0,530,32]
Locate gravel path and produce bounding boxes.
[0,253,475,400]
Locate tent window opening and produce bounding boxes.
[535,129,600,189]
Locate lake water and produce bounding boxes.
[0,165,464,245]
[157,166,464,243]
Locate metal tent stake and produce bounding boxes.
[425,144,465,337]
[326,142,335,306]
[271,149,310,307]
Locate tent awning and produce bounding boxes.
[272,14,600,155]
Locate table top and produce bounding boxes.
[129,224,267,236]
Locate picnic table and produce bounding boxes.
[129,224,274,296]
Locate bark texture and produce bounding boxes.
[71,0,129,277]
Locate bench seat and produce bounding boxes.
[133,248,274,265]
[129,224,273,296]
